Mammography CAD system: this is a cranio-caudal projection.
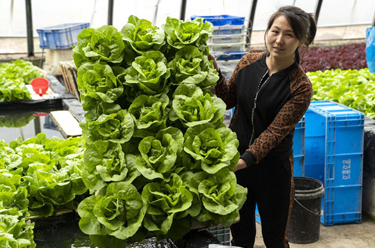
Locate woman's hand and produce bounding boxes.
[208,54,219,72]
[234,159,247,172]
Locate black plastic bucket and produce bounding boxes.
[287,177,325,244]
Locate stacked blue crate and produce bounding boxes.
[305,100,364,225]
[191,15,247,129]
[255,116,306,224]
[191,14,247,77]
[37,23,90,49]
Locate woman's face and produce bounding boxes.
[266,15,300,62]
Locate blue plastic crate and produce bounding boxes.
[305,100,364,225]
[215,51,247,60]
[212,25,246,35]
[37,23,90,49]
[294,116,305,157]
[191,15,245,26]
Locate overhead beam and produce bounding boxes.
[246,0,258,45]
[180,0,187,21]
[108,0,114,25]
[25,0,34,57]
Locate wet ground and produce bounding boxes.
[253,215,375,248]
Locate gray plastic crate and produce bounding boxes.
[208,227,231,246]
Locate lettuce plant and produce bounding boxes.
[162,17,213,54]
[184,123,240,174]
[128,94,169,138]
[169,84,225,128]
[123,51,171,97]
[121,15,165,55]
[184,168,247,226]
[137,127,183,181]
[82,141,140,192]
[73,25,124,68]
[77,63,123,110]
[142,173,194,240]
[81,103,134,144]
[168,46,219,91]
[77,182,146,241]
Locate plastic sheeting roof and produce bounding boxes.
[0,0,374,37]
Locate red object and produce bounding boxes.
[30,78,49,96]
[33,113,49,117]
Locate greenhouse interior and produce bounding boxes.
[1,0,375,247]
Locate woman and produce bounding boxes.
[211,6,317,248]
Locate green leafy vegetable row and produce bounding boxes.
[74,15,247,246]
[308,68,375,118]
[0,166,35,248]
[0,134,87,216]
[0,134,87,247]
[0,60,44,102]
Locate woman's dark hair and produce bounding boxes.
[264,6,317,64]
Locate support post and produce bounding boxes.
[108,0,114,25]
[25,0,34,57]
[315,0,324,25]
[246,0,258,45]
[180,0,187,21]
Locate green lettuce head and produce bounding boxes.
[186,168,247,226]
[162,17,213,54]
[73,25,124,67]
[121,15,165,54]
[128,94,170,138]
[77,63,124,110]
[142,173,193,240]
[81,103,134,144]
[184,123,240,174]
[122,51,171,98]
[77,182,146,242]
[137,127,183,181]
[169,84,226,128]
[168,46,219,91]
[82,141,140,192]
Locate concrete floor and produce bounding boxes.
[253,215,375,248]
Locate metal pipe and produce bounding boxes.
[315,0,324,25]
[180,0,187,21]
[246,0,258,45]
[108,0,114,25]
[25,0,34,57]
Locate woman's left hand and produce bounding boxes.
[234,159,247,172]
